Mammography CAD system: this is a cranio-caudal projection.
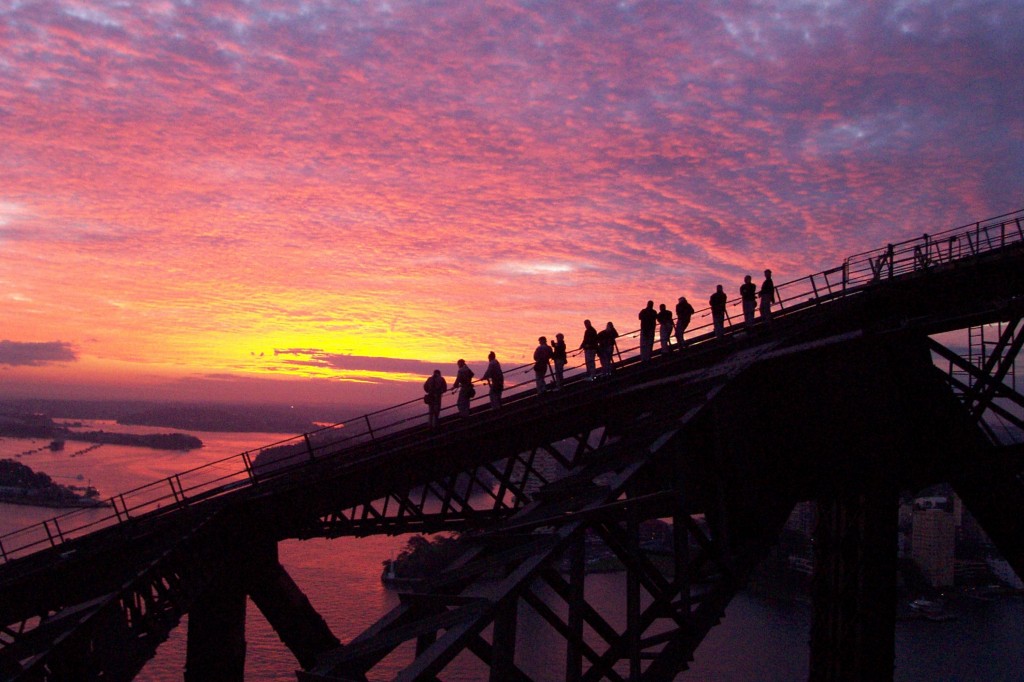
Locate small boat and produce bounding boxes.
[48,440,65,451]
[909,597,955,621]
[380,560,423,589]
[909,597,942,612]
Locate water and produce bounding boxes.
[2,426,1022,681]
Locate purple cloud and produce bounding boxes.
[0,341,77,367]
[272,348,463,376]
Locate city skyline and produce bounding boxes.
[1,1,1022,406]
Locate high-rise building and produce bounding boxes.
[912,497,955,587]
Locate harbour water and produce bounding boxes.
[2,424,1022,681]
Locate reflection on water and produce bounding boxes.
[3,428,1022,681]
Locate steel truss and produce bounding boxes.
[300,407,795,681]
[1,515,226,682]
[302,430,613,538]
[929,314,1024,442]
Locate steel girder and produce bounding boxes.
[301,428,613,539]
[928,315,1024,442]
[1,514,226,682]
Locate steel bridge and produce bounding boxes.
[2,210,1024,681]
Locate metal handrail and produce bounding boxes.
[2,208,1022,564]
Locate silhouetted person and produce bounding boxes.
[740,275,757,326]
[675,296,694,346]
[710,285,727,338]
[551,334,567,389]
[481,351,504,409]
[452,359,474,417]
[638,300,657,362]
[580,320,599,380]
[597,321,618,375]
[657,303,673,353]
[759,269,775,323]
[423,369,447,429]
[533,336,554,394]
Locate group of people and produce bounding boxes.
[636,297,698,362]
[579,320,621,379]
[710,269,775,338]
[422,269,776,428]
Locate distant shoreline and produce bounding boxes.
[0,399,369,435]
[0,494,108,509]
[0,458,109,509]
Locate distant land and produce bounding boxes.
[0,413,202,451]
[0,458,106,508]
[0,399,385,434]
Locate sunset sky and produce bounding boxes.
[1,1,1022,408]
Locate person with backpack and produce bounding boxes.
[533,336,554,395]
[675,296,695,347]
[423,370,447,429]
[481,351,504,409]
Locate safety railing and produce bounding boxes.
[2,208,1022,564]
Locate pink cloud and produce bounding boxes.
[0,0,1021,401]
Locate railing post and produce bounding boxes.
[170,475,186,507]
[916,233,930,269]
[42,520,56,548]
[0,537,7,563]
[304,434,315,461]
[364,415,376,444]
[242,450,258,483]
[887,243,894,279]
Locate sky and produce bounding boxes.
[1,0,1022,409]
